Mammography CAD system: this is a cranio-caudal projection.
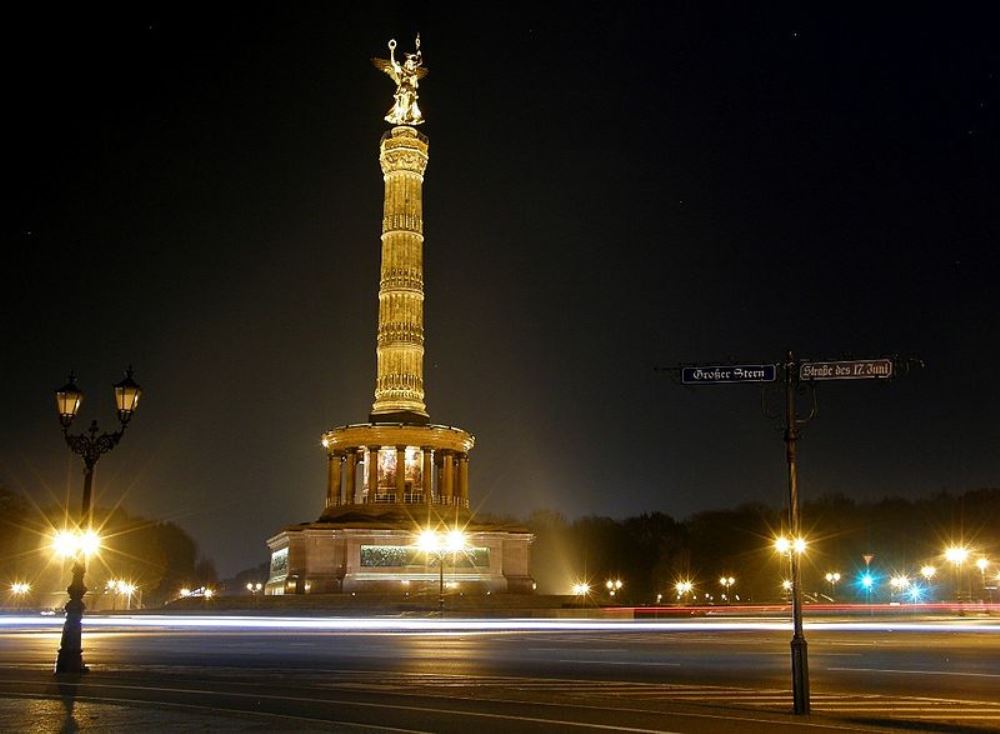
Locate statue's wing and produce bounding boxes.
[413,66,429,80]
[371,57,395,76]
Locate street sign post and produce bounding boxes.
[800,359,893,381]
[665,351,919,716]
[681,364,776,385]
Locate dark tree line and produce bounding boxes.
[0,485,216,606]
[528,488,1000,604]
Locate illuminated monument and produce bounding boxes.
[266,37,533,595]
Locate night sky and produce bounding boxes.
[3,4,998,576]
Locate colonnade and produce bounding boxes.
[325,446,469,510]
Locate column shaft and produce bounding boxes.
[442,452,455,505]
[344,451,357,504]
[457,453,469,507]
[327,452,343,508]
[422,447,433,504]
[371,127,430,422]
[395,446,406,500]
[368,446,380,504]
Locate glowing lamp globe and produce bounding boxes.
[55,375,84,427]
[416,529,440,554]
[444,529,467,553]
[113,367,142,422]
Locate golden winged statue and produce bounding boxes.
[372,35,428,126]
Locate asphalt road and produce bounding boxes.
[1,615,998,732]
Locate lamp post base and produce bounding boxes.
[790,636,810,714]
[54,561,89,675]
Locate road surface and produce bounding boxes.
[1,615,997,732]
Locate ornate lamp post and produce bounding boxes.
[824,572,841,599]
[944,545,970,602]
[719,576,736,605]
[417,528,467,616]
[674,580,694,604]
[605,578,623,599]
[53,368,142,674]
[975,558,989,600]
[10,582,31,610]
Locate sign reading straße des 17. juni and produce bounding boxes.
[681,364,777,385]
[799,359,893,381]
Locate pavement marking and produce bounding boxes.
[0,681,686,734]
[28,668,1000,730]
[554,659,682,667]
[829,666,1000,679]
[0,675,873,733]
[0,690,431,733]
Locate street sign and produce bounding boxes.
[800,359,893,381]
[681,364,777,385]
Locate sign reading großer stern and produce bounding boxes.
[800,359,893,381]
[681,365,777,385]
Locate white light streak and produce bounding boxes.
[1,616,1000,634]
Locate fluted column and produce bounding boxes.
[457,453,469,507]
[422,447,433,504]
[344,450,357,504]
[441,451,454,505]
[395,446,406,500]
[326,452,343,508]
[367,446,380,504]
[370,126,430,423]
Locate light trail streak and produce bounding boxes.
[1,615,1000,634]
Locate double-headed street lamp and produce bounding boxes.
[975,558,990,600]
[605,578,623,598]
[824,572,841,599]
[889,574,910,603]
[719,576,735,604]
[53,368,142,674]
[674,580,694,604]
[246,581,264,607]
[10,582,32,609]
[416,528,467,616]
[945,545,970,601]
[105,579,138,611]
[773,533,809,713]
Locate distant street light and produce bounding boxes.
[824,572,841,599]
[417,528,468,615]
[604,578,623,599]
[9,582,31,609]
[246,581,264,606]
[889,575,910,603]
[116,580,137,610]
[920,565,936,581]
[860,573,875,609]
[719,576,735,605]
[945,545,971,602]
[53,368,141,674]
[976,558,993,601]
[945,546,970,564]
[674,580,694,604]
